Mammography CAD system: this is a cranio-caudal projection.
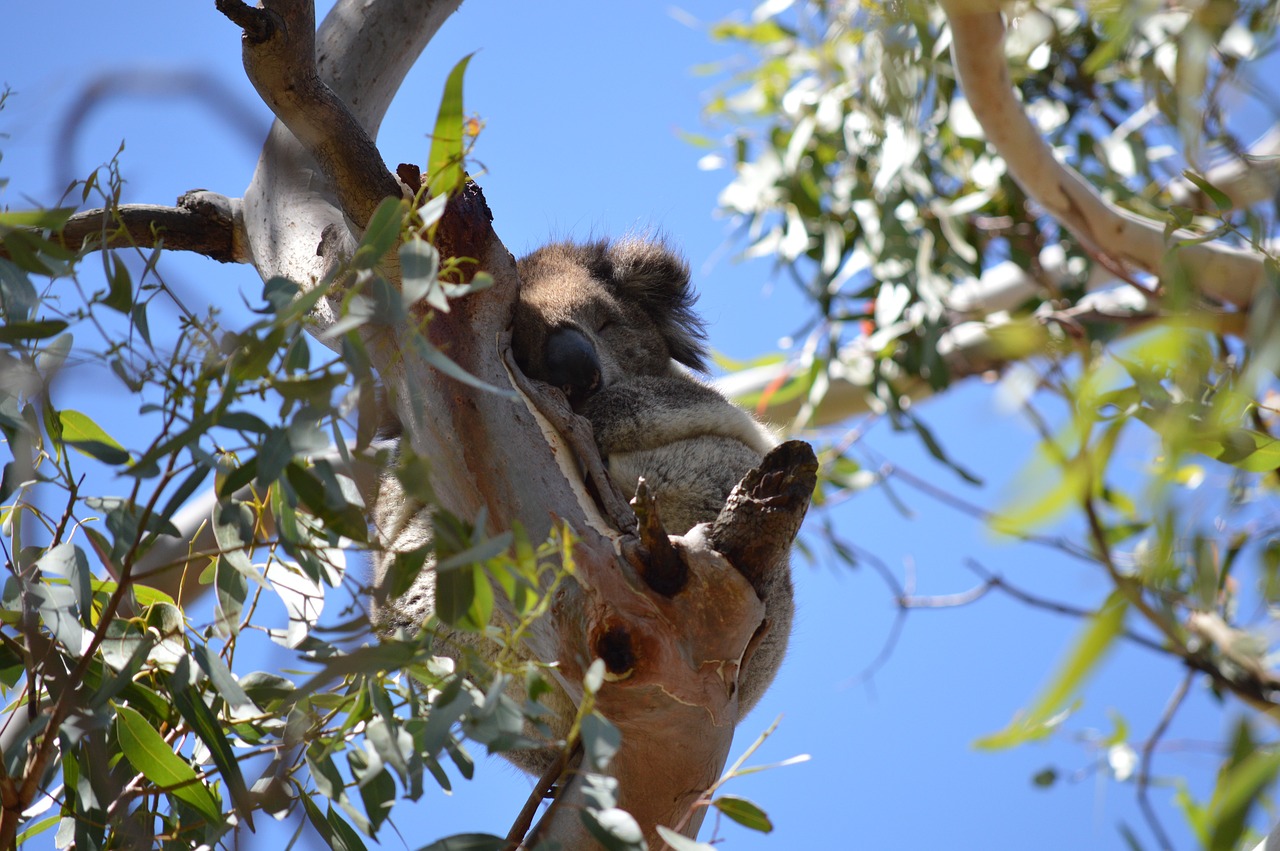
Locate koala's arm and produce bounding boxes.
[580,375,776,459]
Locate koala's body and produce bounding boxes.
[371,237,790,773]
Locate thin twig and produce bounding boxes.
[518,742,583,850]
[865,451,1096,564]
[1136,671,1193,851]
[504,741,576,850]
[962,560,1167,655]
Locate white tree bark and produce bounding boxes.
[942,3,1266,308]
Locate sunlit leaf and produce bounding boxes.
[713,794,774,832]
[427,54,475,198]
[581,807,646,851]
[656,826,716,850]
[976,592,1128,750]
[114,703,222,824]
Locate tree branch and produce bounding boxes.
[218,0,402,230]
[942,4,1267,309]
[236,0,461,311]
[216,1,816,842]
[0,191,247,264]
[717,282,1159,428]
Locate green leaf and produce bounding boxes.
[0,318,69,343]
[103,252,132,313]
[1204,721,1277,851]
[1180,169,1233,212]
[285,461,369,543]
[1206,749,1280,851]
[1202,429,1280,473]
[353,197,409,270]
[381,546,429,600]
[400,237,445,309]
[427,54,475,198]
[712,795,774,833]
[975,592,1128,750]
[168,658,255,830]
[992,456,1088,537]
[408,333,516,399]
[28,582,86,656]
[327,804,370,851]
[434,563,493,632]
[214,555,247,637]
[436,531,513,573]
[114,703,222,825]
[580,807,646,851]
[580,712,621,772]
[14,815,58,845]
[58,409,130,465]
[300,791,370,851]
[1032,768,1058,788]
[37,542,92,626]
[289,641,421,704]
[0,207,76,229]
[0,257,39,321]
[190,644,256,712]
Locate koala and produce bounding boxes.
[514,238,791,723]
[512,239,779,535]
[371,236,791,772]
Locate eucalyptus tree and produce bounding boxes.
[705,2,1280,848]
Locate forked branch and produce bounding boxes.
[217,0,403,229]
[941,3,1266,308]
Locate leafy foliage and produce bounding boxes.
[702,0,1280,846]
[0,82,592,847]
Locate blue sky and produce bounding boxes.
[1,2,1260,849]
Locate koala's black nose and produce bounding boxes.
[545,326,602,408]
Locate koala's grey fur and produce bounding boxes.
[371,236,790,772]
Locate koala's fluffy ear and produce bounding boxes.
[602,238,709,372]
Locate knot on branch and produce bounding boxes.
[215,0,277,43]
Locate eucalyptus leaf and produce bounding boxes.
[114,703,222,825]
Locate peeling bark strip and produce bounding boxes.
[942,4,1266,308]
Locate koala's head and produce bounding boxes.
[512,238,707,408]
